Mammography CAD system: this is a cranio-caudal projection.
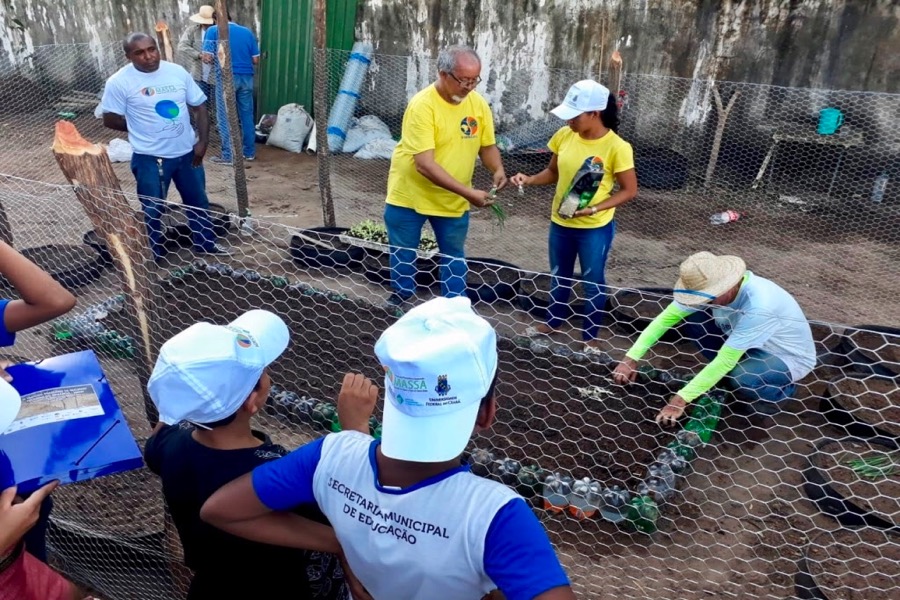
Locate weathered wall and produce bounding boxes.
[0,0,260,89]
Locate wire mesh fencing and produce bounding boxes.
[0,173,897,599]
[315,48,900,327]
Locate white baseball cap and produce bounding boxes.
[148,310,290,426]
[0,379,21,434]
[375,297,498,463]
[550,80,610,121]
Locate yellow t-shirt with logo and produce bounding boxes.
[385,85,496,218]
[548,127,634,228]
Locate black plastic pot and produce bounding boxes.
[465,258,523,305]
[82,230,113,265]
[289,226,365,270]
[166,202,233,248]
[0,244,106,289]
[834,325,900,379]
[819,373,900,440]
[610,287,680,342]
[794,528,900,600]
[634,146,690,191]
[516,271,587,323]
[361,253,439,289]
[802,435,900,530]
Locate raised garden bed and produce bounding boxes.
[803,436,900,529]
[820,373,900,440]
[610,287,680,342]
[289,226,365,270]
[151,264,714,532]
[164,201,233,248]
[0,244,106,289]
[836,325,900,379]
[795,528,900,600]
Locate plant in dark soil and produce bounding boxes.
[844,451,900,480]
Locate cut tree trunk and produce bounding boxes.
[51,120,160,425]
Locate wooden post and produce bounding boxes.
[608,50,623,100]
[314,0,337,227]
[214,0,251,219]
[51,121,160,425]
[704,84,740,187]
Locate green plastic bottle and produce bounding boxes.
[626,495,660,534]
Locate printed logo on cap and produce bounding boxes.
[434,375,451,397]
[235,333,253,348]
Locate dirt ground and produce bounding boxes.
[0,111,898,599]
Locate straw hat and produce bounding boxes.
[189,5,215,25]
[672,251,746,306]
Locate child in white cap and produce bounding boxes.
[145,310,350,599]
[201,297,574,600]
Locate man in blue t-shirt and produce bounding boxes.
[202,10,260,163]
[102,32,231,260]
[202,297,575,600]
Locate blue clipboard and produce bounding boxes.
[0,349,144,494]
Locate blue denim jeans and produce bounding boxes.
[682,311,795,403]
[216,73,256,160]
[384,204,468,299]
[131,151,216,258]
[547,221,616,341]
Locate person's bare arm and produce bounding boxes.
[200,472,340,553]
[252,55,260,65]
[337,372,378,434]
[0,242,75,333]
[102,113,128,132]
[510,154,560,188]
[189,103,210,166]
[0,482,58,552]
[479,144,508,191]
[413,151,493,207]
[534,586,577,600]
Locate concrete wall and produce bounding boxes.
[0,0,260,94]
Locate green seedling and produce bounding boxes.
[487,187,507,229]
[843,451,900,480]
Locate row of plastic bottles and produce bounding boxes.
[51,295,135,359]
[268,384,382,438]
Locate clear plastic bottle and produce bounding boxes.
[568,478,602,520]
[599,485,632,523]
[871,172,888,203]
[541,473,573,513]
[709,209,742,225]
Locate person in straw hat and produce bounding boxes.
[178,5,216,115]
[612,251,815,426]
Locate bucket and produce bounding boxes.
[817,108,844,135]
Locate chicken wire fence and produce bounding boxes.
[315,48,900,326]
[0,172,897,599]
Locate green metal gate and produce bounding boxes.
[258,0,359,117]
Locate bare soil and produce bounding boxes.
[847,329,900,367]
[830,376,900,437]
[817,439,900,526]
[806,528,900,600]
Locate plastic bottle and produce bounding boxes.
[515,465,545,499]
[541,473,573,514]
[871,172,888,203]
[656,448,689,475]
[599,485,632,523]
[493,458,522,486]
[639,464,676,504]
[468,448,495,478]
[568,478,602,520]
[709,210,742,225]
[626,496,660,534]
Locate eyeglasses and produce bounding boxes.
[447,72,482,88]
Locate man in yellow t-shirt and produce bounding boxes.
[383,45,508,309]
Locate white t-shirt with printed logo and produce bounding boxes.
[252,431,570,600]
[101,61,206,159]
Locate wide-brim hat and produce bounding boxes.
[189,5,215,25]
[673,251,746,306]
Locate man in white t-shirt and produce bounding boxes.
[613,251,816,425]
[101,32,230,260]
[201,297,575,600]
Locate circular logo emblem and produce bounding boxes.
[140,87,156,97]
[235,334,253,348]
[460,116,478,136]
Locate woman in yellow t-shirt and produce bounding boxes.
[510,80,638,353]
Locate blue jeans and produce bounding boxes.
[216,73,256,160]
[22,495,52,563]
[682,311,795,403]
[547,221,615,341]
[131,151,216,258]
[384,204,468,299]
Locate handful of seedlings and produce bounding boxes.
[844,451,900,480]
[487,187,508,229]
